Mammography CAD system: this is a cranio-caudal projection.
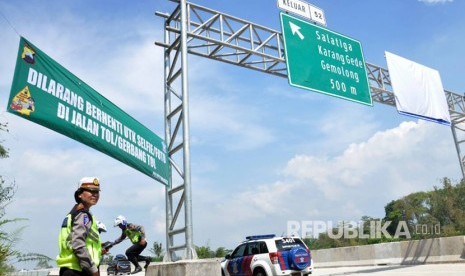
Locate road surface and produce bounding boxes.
[313,263,465,276]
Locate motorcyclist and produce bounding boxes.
[112,215,152,274]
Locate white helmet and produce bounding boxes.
[114,215,127,227]
[97,221,107,233]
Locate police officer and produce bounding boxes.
[113,215,151,274]
[56,177,102,276]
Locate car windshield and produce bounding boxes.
[275,237,306,251]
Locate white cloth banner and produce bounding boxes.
[385,51,451,126]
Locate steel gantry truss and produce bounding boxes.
[155,0,465,260]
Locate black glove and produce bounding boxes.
[102,241,114,250]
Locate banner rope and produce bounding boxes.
[0,7,20,37]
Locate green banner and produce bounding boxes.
[7,37,169,185]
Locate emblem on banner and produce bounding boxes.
[9,86,35,116]
[21,44,35,64]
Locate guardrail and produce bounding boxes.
[312,235,465,267]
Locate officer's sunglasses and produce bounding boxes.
[81,188,100,194]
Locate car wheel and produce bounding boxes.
[253,268,267,276]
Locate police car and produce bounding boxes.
[221,234,313,276]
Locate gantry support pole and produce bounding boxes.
[160,0,195,261]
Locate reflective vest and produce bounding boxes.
[124,227,142,244]
[56,212,101,271]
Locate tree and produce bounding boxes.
[0,121,53,272]
[35,256,53,269]
[195,245,215,259]
[384,191,434,236]
[0,121,18,273]
[149,241,163,262]
[193,242,230,259]
[214,247,230,258]
[430,177,465,236]
[383,177,465,240]
[0,122,8,159]
[304,177,465,250]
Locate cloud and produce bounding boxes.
[212,120,457,221]
[283,120,459,201]
[418,0,453,4]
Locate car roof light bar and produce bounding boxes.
[246,234,276,240]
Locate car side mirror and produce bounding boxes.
[224,254,231,259]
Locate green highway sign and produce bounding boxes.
[280,13,372,106]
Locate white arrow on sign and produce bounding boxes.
[289,21,304,40]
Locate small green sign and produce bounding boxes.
[7,37,170,185]
[280,13,372,106]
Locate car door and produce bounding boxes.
[227,243,248,276]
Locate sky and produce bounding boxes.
[1,0,465,269]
